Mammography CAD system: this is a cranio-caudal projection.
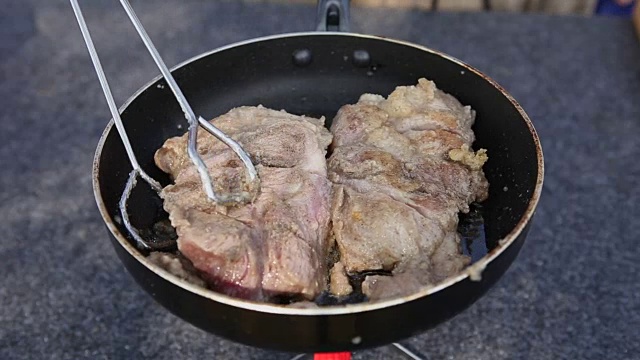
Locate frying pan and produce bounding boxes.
[92,0,543,353]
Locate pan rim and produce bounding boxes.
[92,31,544,316]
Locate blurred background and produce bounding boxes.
[251,0,637,16]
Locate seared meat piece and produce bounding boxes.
[329,78,489,300]
[329,261,353,297]
[154,106,333,301]
[362,272,422,300]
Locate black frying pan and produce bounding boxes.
[92,0,543,353]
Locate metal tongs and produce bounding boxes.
[70,0,259,250]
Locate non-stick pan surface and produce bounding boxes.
[94,32,543,352]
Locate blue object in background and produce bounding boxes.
[595,0,636,16]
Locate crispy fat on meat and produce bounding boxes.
[154,106,333,301]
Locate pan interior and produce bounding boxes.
[97,34,539,304]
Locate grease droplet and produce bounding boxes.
[292,49,313,67]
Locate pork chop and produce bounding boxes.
[328,78,489,300]
[154,106,333,301]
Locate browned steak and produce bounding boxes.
[328,78,489,300]
[154,106,333,301]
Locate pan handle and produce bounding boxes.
[316,0,350,32]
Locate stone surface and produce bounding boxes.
[1,1,639,359]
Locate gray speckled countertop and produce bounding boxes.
[1,0,639,359]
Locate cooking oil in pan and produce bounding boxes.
[458,203,488,263]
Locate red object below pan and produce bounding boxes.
[315,352,352,360]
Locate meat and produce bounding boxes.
[328,78,489,300]
[154,106,333,301]
[150,78,489,304]
[329,261,353,296]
